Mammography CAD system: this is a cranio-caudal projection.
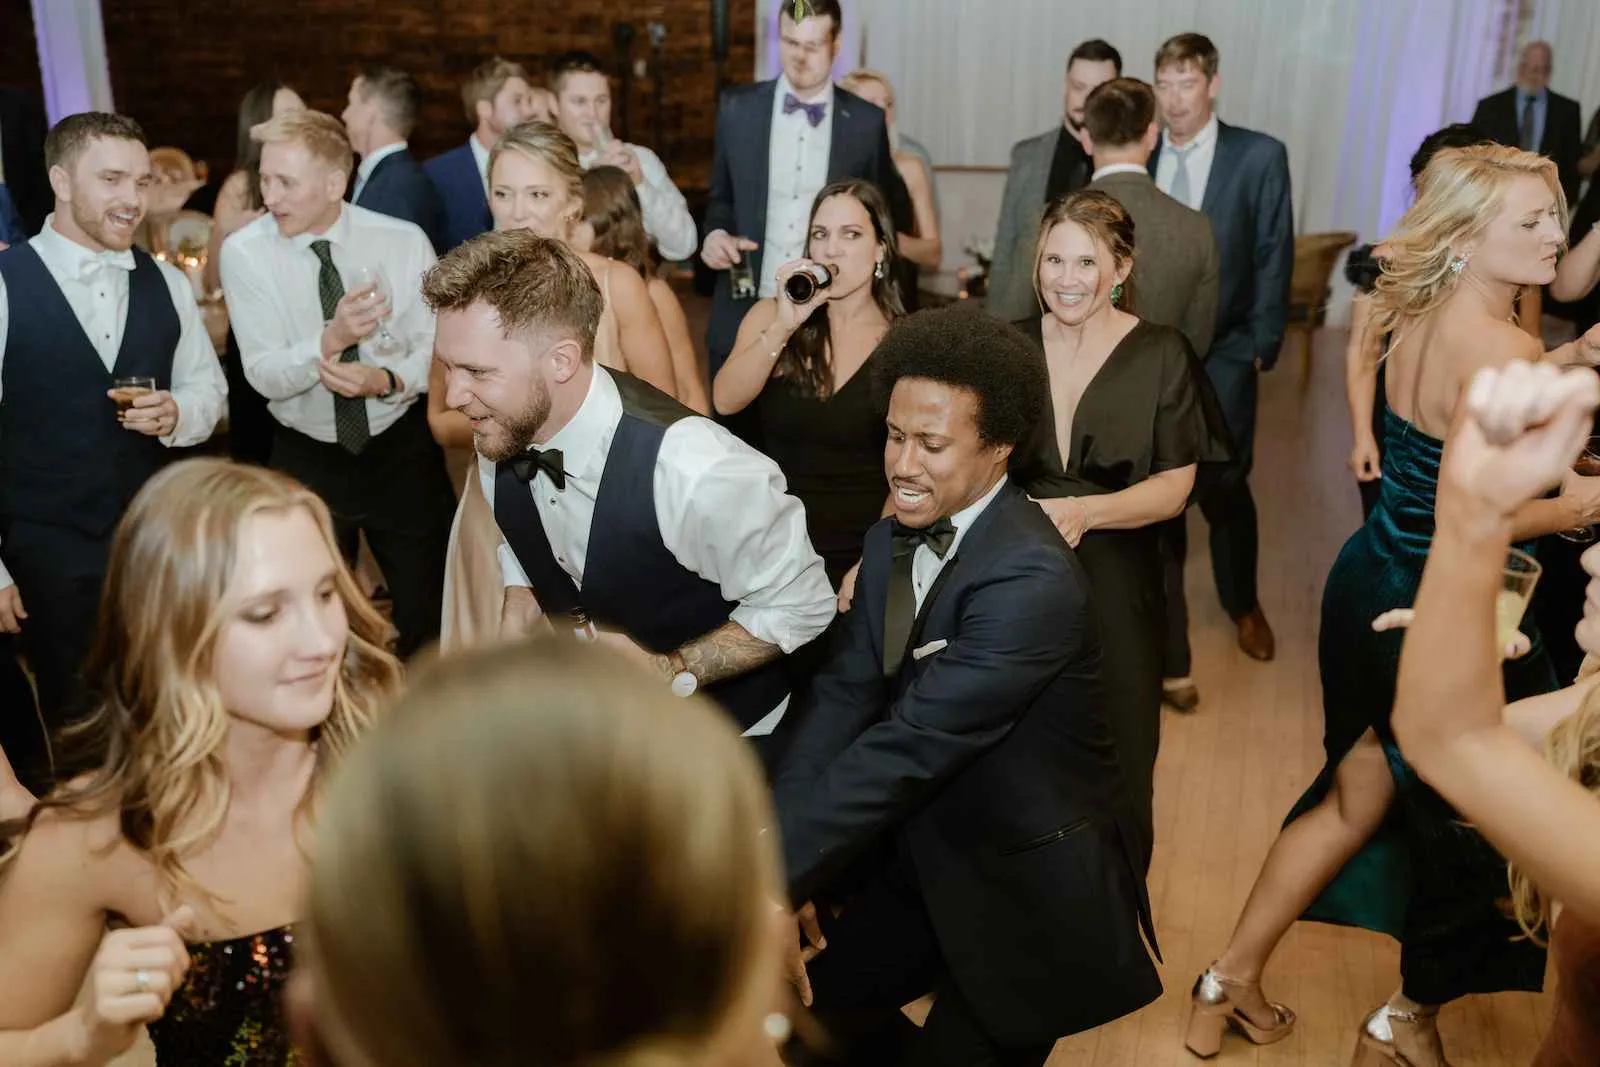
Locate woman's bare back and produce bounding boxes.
[1384,301,1542,439]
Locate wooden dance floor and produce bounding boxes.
[1042,327,1551,1066]
[113,323,1550,1067]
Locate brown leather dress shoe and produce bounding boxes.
[1162,679,1201,711]
[1236,607,1276,661]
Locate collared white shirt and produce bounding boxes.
[0,215,228,589]
[911,475,1008,613]
[351,140,408,203]
[469,134,492,197]
[760,75,834,298]
[482,365,836,655]
[1155,113,1220,211]
[220,202,437,444]
[1091,162,1152,182]
[578,140,698,262]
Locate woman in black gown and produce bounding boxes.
[1010,190,1230,859]
[0,460,397,1065]
[713,179,906,590]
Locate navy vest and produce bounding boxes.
[0,243,179,536]
[493,373,792,732]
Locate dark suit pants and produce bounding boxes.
[1161,356,1261,677]
[270,403,453,660]
[0,633,48,794]
[2,519,110,784]
[793,851,1055,1067]
[223,331,277,467]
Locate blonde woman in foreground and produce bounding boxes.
[285,640,791,1067]
[0,459,399,1066]
[1393,360,1600,1066]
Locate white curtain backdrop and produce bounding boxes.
[30,0,114,123]
[755,0,1600,321]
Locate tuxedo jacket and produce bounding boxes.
[1148,122,1292,372]
[0,89,49,235]
[422,140,491,251]
[1472,86,1584,205]
[701,80,912,370]
[774,482,1160,1045]
[356,148,446,254]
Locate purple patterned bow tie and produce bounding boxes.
[783,93,827,127]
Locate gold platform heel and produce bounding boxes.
[1183,966,1297,1058]
[1349,1004,1454,1067]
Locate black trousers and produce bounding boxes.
[0,633,48,794]
[223,331,277,467]
[1162,356,1262,678]
[1,518,110,786]
[793,851,1055,1067]
[270,403,454,659]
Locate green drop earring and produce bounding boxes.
[1110,282,1124,306]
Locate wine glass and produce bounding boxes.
[1498,547,1542,649]
[346,265,402,356]
[1559,435,1600,543]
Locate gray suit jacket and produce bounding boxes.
[987,127,1062,322]
[1088,170,1220,358]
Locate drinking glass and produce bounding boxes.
[1559,435,1600,543]
[346,265,401,355]
[1498,547,1543,649]
[110,376,156,416]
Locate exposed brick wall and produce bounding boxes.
[100,0,755,190]
[0,4,42,95]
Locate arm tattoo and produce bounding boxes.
[679,621,781,686]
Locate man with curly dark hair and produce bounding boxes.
[773,305,1160,1065]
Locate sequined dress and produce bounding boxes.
[146,926,298,1065]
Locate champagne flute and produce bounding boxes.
[1559,435,1600,543]
[1497,547,1542,649]
[346,265,401,355]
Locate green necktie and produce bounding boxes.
[310,239,371,454]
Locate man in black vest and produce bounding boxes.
[775,308,1159,1065]
[0,112,227,784]
[424,230,836,758]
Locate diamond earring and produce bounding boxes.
[1449,253,1469,274]
[874,259,885,280]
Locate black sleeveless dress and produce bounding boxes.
[757,363,887,589]
[1009,317,1232,860]
[147,926,299,1064]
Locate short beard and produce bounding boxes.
[73,198,138,252]
[473,379,553,462]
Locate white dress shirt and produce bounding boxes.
[1091,162,1153,182]
[760,76,834,298]
[579,141,698,262]
[483,365,836,654]
[469,134,492,197]
[911,475,1008,613]
[1154,113,1220,211]
[219,203,437,444]
[351,140,408,203]
[0,216,228,589]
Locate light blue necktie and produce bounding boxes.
[1168,141,1199,209]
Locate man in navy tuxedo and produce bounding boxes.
[1149,33,1293,709]
[699,0,911,405]
[775,306,1160,1066]
[342,65,446,253]
[423,57,538,251]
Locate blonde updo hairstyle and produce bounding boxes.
[300,640,784,1067]
[489,119,586,229]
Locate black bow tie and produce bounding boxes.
[890,517,956,560]
[508,447,566,490]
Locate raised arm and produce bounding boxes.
[1394,362,1600,929]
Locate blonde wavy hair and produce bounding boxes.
[299,640,782,1067]
[0,459,400,911]
[489,119,585,227]
[1509,682,1600,942]
[1370,143,1567,345]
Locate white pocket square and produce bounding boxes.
[912,639,948,661]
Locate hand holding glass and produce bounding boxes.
[110,376,156,417]
[1561,436,1600,543]
[346,266,401,355]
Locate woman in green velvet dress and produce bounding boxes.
[1186,144,1600,1067]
